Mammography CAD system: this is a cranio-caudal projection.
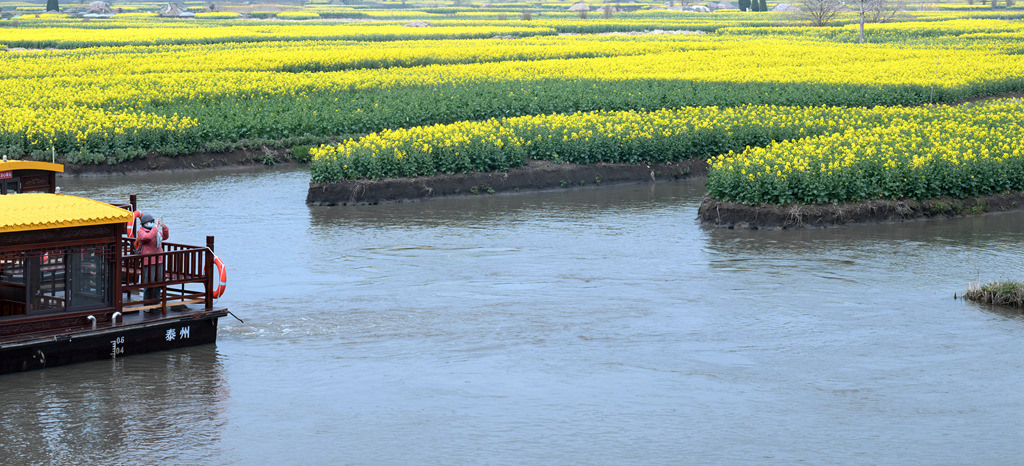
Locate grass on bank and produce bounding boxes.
[963,280,1024,308]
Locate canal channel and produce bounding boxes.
[3,166,1023,463]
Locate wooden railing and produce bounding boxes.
[120,238,216,315]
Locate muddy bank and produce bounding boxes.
[62,147,299,176]
[698,192,1024,229]
[307,159,707,205]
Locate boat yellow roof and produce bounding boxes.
[0,193,132,233]
[0,160,64,173]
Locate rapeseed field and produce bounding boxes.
[2,5,1022,203]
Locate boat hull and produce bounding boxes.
[0,311,226,374]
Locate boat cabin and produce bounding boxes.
[0,160,223,344]
[0,192,128,319]
[0,159,59,195]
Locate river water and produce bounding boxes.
[2,166,1023,464]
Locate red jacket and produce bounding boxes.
[137,224,169,265]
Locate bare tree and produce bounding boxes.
[855,0,904,43]
[801,0,844,26]
[855,0,867,42]
[864,0,903,22]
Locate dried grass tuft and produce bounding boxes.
[963,280,1024,308]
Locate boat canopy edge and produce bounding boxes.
[0,160,64,173]
[0,193,132,233]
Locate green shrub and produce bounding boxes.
[290,145,314,163]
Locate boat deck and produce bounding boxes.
[0,304,223,347]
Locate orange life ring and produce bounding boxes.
[125,210,143,238]
[212,255,227,299]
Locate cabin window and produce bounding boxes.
[0,253,24,284]
[68,246,110,309]
[32,249,66,312]
[0,244,115,315]
[0,252,27,317]
[1,178,18,195]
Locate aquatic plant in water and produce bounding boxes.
[963,280,1024,309]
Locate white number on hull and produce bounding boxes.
[110,336,125,358]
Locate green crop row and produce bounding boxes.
[308,105,850,182]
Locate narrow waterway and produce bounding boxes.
[3,166,1023,464]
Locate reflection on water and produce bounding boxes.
[5,167,1022,464]
[1,347,228,464]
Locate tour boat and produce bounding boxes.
[0,160,228,374]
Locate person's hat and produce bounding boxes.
[139,213,155,224]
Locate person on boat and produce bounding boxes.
[136,213,169,301]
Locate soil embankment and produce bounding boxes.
[306,159,707,205]
[698,192,1024,229]
[62,147,296,175]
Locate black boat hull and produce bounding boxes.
[0,311,225,374]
